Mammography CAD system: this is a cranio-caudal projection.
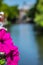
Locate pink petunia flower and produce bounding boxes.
[0,29,20,65]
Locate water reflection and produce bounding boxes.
[35,34,43,65]
[9,24,39,65]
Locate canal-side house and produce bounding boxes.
[18,2,32,23]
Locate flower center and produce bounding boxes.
[0,40,4,44]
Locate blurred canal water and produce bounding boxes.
[8,24,43,65]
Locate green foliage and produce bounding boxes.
[34,0,43,27]
[1,4,19,19]
[0,0,19,21]
[8,6,19,19]
[27,6,35,18]
[0,0,3,6]
[0,0,4,11]
[27,1,38,22]
[0,59,6,65]
[1,4,9,17]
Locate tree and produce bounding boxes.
[27,0,38,23]
[8,5,19,19]
[1,4,9,17]
[0,0,19,22]
[34,0,43,27]
[0,0,4,11]
[7,5,19,21]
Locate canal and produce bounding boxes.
[8,24,43,65]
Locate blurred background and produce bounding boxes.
[0,0,43,65]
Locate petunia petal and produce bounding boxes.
[0,29,6,40]
[3,33,11,41]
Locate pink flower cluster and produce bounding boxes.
[0,29,20,65]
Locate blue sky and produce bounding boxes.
[4,0,36,8]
